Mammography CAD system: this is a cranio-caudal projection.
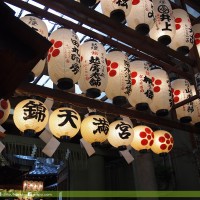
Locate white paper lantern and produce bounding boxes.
[192,24,200,57]
[128,60,153,110]
[105,50,132,106]
[75,0,100,7]
[100,0,132,23]
[48,28,81,90]
[151,130,174,154]
[169,9,194,55]
[171,79,194,123]
[149,66,172,116]
[126,0,154,35]
[49,107,81,138]
[0,99,10,125]
[81,114,109,143]
[131,125,154,151]
[20,15,48,81]
[149,0,175,45]
[79,39,107,98]
[13,99,49,134]
[190,85,200,127]
[107,120,134,148]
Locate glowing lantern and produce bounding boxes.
[105,50,131,106]
[20,15,48,81]
[149,66,172,116]
[169,9,194,55]
[126,0,154,35]
[0,99,10,125]
[49,107,81,138]
[151,130,174,154]
[80,114,109,144]
[149,0,175,45]
[48,28,81,90]
[75,0,100,7]
[13,99,49,134]
[107,120,134,149]
[131,125,154,151]
[128,60,153,110]
[191,85,200,127]
[23,180,43,191]
[100,0,132,23]
[171,79,194,123]
[192,24,200,57]
[79,39,107,98]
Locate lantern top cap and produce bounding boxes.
[84,38,98,43]
[25,13,42,20]
[107,48,121,53]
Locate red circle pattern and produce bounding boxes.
[48,39,63,62]
[175,17,182,30]
[0,99,9,121]
[172,88,181,103]
[194,33,200,45]
[138,127,154,147]
[132,0,140,5]
[107,60,119,77]
[158,132,174,152]
[152,77,162,93]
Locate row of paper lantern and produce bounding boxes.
[11,98,173,155]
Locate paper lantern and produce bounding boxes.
[0,99,10,125]
[149,66,172,116]
[131,125,154,152]
[100,0,132,23]
[107,120,134,149]
[81,114,109,144]
[191,85,200,127]
[169,9,194,55]
[149,0,175,45]
[192,24,200,57]
[23,180,43,191]
[126,0,154,35]
[128,60,153,111]
[13,99,49,134]
[171,79,194,123]
[48,28,81,90]
[75,0,100,7]
[79,39,107,98]
[151,130,174,154]
[49,107,81,138]
[105,50,132,106]
[20,15,48,81]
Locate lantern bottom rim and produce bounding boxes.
[57,78,73,90]
[24,129,35,136]
[156,109,169,117]
[135,23,150,36]
[139,149,148,154]
[177,46,189,55]
[118,145,127,151]
[158,35,171,46]
[27,71,35,83]
[86,88,101,98]
[180,116,192,123]
[59,135,71,142]
[80,0,97,7]
[110,9,125,24]
[136,103,149,111]
[92,142,101,147]
[159,152,167,157]
[195,122,200,128]
[113,96,127,106]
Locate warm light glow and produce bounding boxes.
[13,99,49,133]
[0,99,10,125]
[192,23,200,57]
[107,120,134,148]
[48,28,81,90]
[23,180,43,191]
[80,114,109,143]
[49,107,81,138]
[151,130,174,154]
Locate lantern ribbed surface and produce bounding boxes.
[49,107,81,138]
[151,130,174,154]
[0,99,10,125]
[48,28,81,90]
[13,99,49,133]
[80,115,109,143]
[107,120,134,148]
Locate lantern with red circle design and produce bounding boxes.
[81,114,109,144]
[169,9,194,55]
[151,130,174,154]
[131,125,154,152]
[75,0,100,7]
[107,120,134,149]
[149,66,172,116]
[190,85,200,127]
[0,99,10,125]
[105,50,132,106]
[100,0,132,23]
[48,28,81,90]
[192,24,200,57]
[128,60,153,111]
[20,15,48,82]
[126,0,154,35]
[171,79,194,123]
[149,0,175,45]
[79,39,107,98]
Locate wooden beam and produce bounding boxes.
[16,83,200,133]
